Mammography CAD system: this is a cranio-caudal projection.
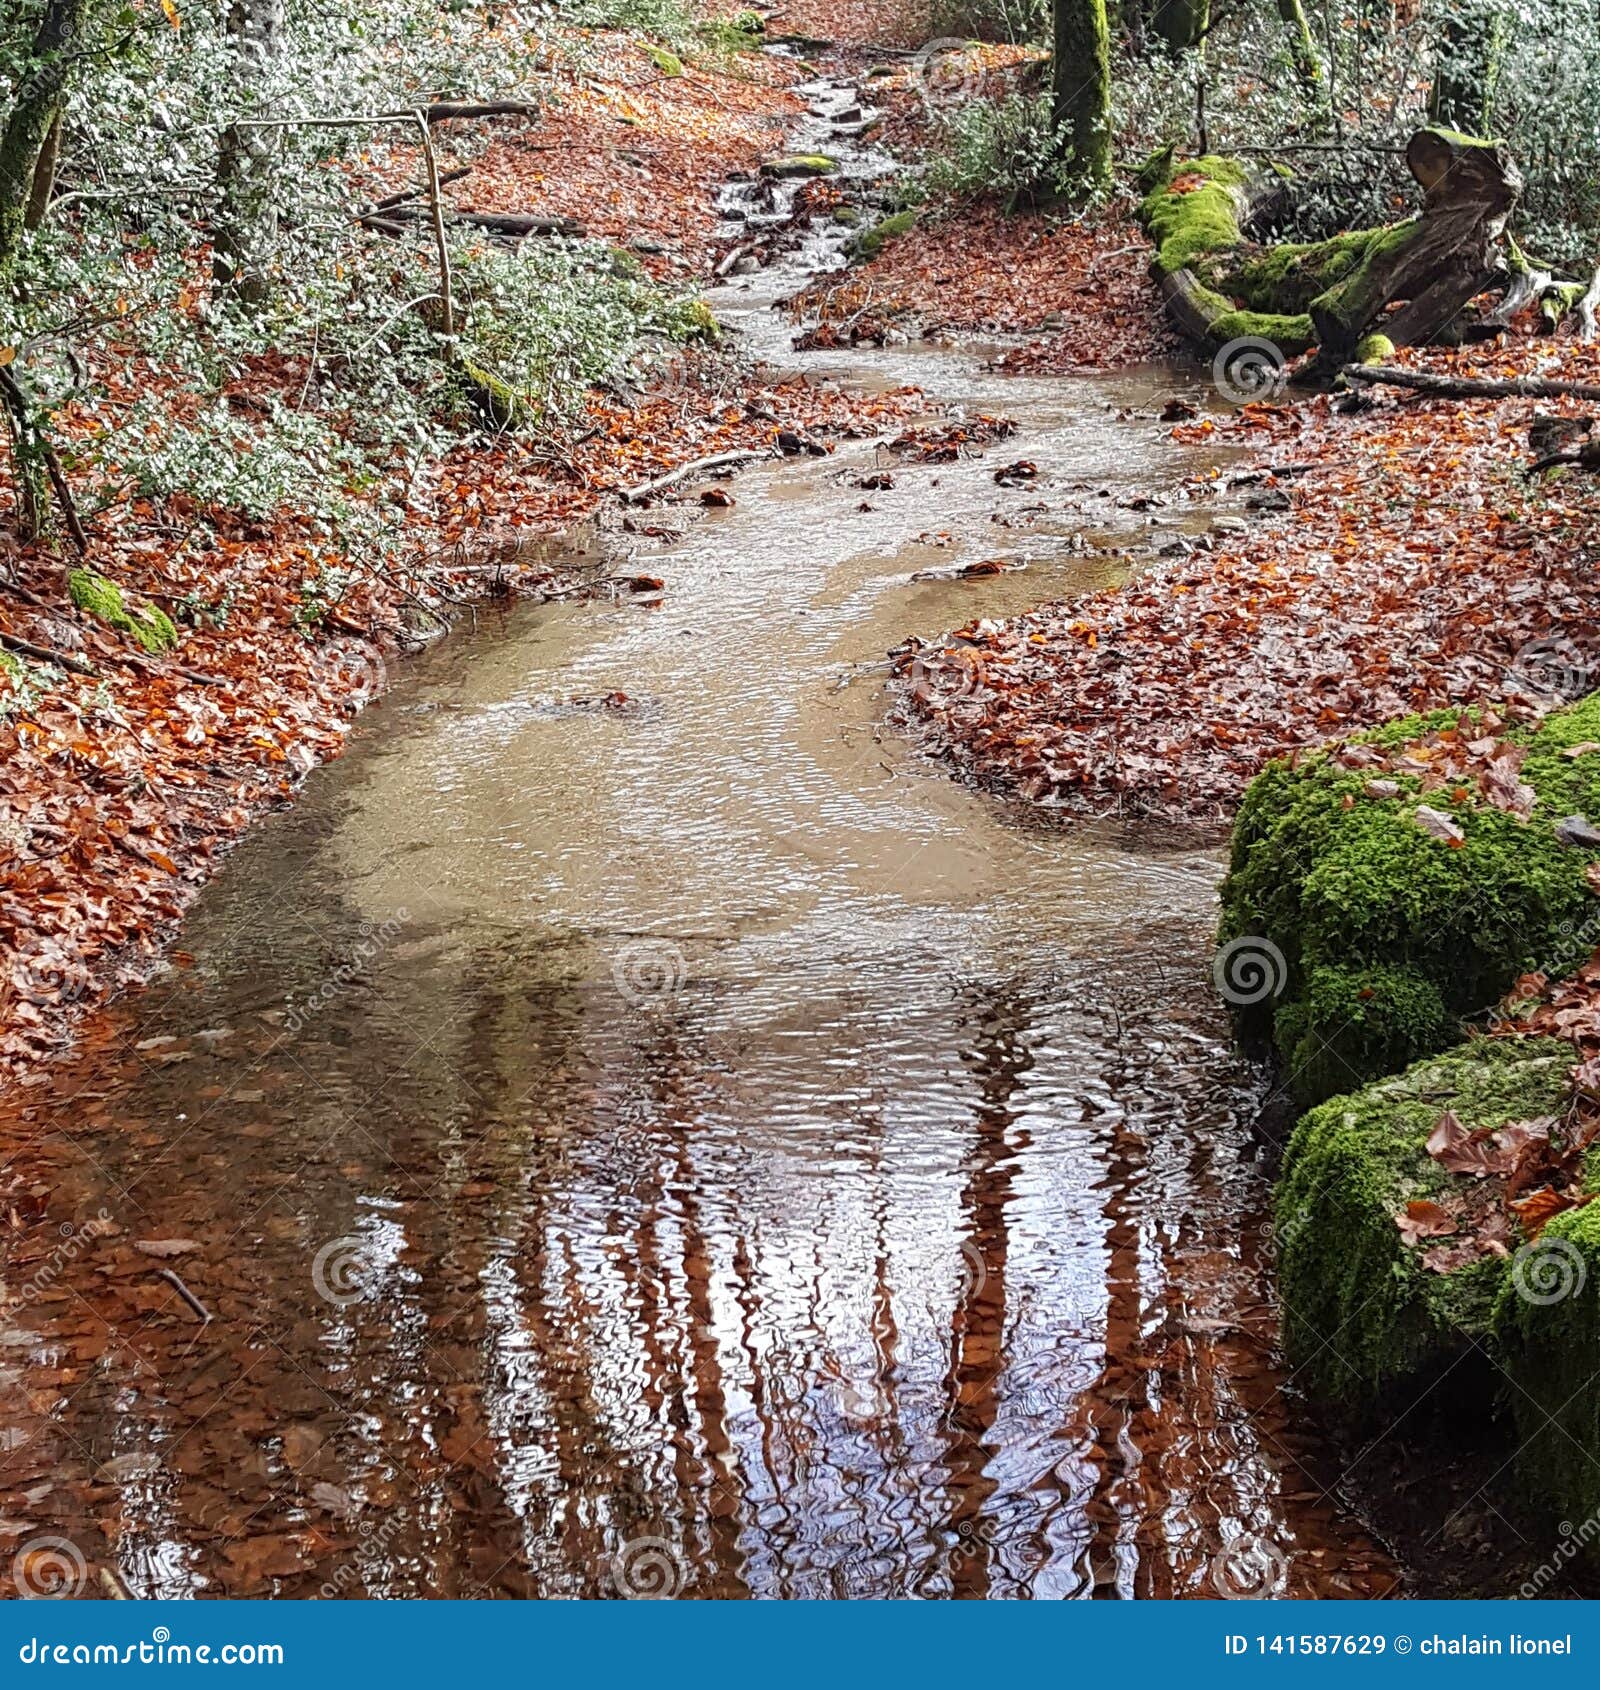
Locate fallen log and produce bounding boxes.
[618,448,769,505]
[1341,364,1600,402]
[403,100,540,124]
[365,204,585,239]
[363,165,471,216]
[1138,127,1525,368]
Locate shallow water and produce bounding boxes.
[0,75,1403,1602]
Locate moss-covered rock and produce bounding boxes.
[642,43,684,75]
[1220,695,1600,1107]
[760,155,837,180]
[1278,1035,1576,1402]
[1495,1199,1600,1524]
[67,569,178,654]
[851,208,916,259]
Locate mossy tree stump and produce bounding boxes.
[1137,127,1525,370]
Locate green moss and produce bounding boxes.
[1495,1199,1600,1524]
[1225,228,1382,314]
[1208,308,1317,352]
[642,43,684,75]
[1353,331,1394,364]
[458,359,527,430]
[1135,142,1177,196]
[851,208,917,259]
[0,649,22,687]
[67,569,178,653]
[760,154,837,179]
[1138,154,1250,278]
[1541,281,1583,330]
[832,204,862,227]
[1279,1036,1574,1403]
[1308,218,1426,353]
[1220,694,1600,1107]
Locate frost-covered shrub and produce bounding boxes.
[924,92,1082,209]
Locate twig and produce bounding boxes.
[0,629,98,676]
[157,1267,212,1323]
[1342,364,1600,402]
[618,447,770,505]
[361,164,470,215]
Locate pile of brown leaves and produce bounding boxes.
[896,366,1600,823]
[1396,1100,1596,1275]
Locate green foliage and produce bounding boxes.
[926,0,1050,43]
[1277,1036,1575,1402]
[924,93,1084,211]
[67,568,178,652]
[1220,696,1600,1108]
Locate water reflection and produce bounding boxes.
[0,360,1396,1599]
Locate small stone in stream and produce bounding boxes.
[1247,489,1292,512]
[1212,516,1248,535]
[733,256,760,274]
[1555,814,1600,848]
[994,460,1038,486]
[700,488,735,507]
[1160,396,1197,421]
[857,471,894,490]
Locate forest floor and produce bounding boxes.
[0,25,918,1082]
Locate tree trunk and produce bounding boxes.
[1275,0,1323,96]
[24,113,63,230]
[1052,0,1112,194]
[1428,3,1506,135]
[213,0,286,304]
[0,0,90,274]
[1151,0,1207,51]
[1310,129,1521,361]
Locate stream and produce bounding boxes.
[0,70,1404,1600]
